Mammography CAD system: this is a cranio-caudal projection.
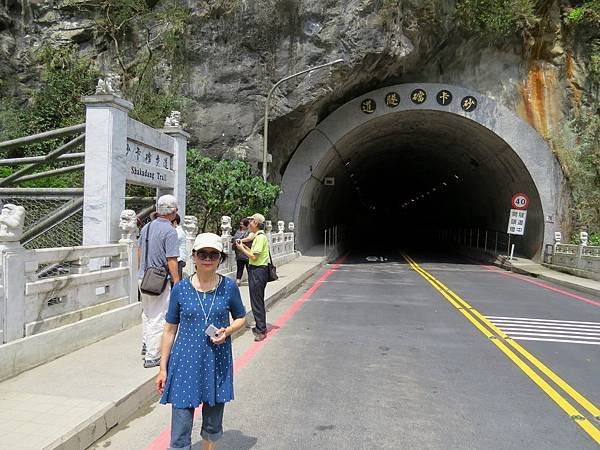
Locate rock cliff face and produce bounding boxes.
[0,0,596,184]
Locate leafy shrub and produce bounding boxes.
[186,150,281,233]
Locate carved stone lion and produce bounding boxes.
[183,216,198,239]
[118,210,138,242]
[164,111,182,128]
[277,220,285,234]
[95,74,122,96]
[221,216,232,237]
[265,220,272,234]
[288,222,295,232]
[0,204,25,241]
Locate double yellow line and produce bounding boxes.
[401,252,600,445]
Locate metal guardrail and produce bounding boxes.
[0,124,86,248]
[0,123,86,151]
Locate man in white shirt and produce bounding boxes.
[172,214,187,279]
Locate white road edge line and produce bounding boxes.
[503,331,600,340]
[486,316,600,325]
[510,336,600,346]
[501,328,600,336]
[495,323,600,331]
[490,321,600,330]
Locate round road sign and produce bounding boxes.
[511,193,529,210]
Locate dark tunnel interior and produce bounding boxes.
[295,110,544,258]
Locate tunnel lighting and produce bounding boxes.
[442,182,447,186]
[350,173,355,178]
[411,199,415,202]
[453,174,460,179]
[420,194,425,198]
[345,161,351,167]
[432,187,436,191]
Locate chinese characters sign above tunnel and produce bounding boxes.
[126,140,174,188]
[360,89,478,114]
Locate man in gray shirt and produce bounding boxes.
[137,194,180,368]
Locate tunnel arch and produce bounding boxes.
[276,83,566,259]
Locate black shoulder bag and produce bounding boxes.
[266,238,278,283]
[139,222,169,295]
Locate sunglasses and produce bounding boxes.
[196,251,221,261]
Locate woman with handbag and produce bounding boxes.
[236,213,271,342]
[157,233,247,450]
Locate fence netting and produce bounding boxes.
[0,196,83,250]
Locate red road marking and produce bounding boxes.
[481,264,600,308]
[145,255,347,449]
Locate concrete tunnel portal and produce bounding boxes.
[276,84,567,260]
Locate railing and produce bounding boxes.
[324,224,346,261]
[435,227,512,256]
[0,124,86,187]
[180,217,298,277]
[0,124,86,249]
[0,206,299,379]
[1,241,136,344]
[553,243,600,272]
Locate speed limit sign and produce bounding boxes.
[511,193,529,210]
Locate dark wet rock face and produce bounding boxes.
[0,1,593,184]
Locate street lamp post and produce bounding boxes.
[262,58,344,182]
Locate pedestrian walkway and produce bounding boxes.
[0,254,323,450]
[501,257,600,298]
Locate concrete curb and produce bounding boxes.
[508,265,600,298]
[57,258,326,450]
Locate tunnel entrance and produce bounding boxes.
[277,84,566,260]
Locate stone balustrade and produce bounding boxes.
[553,241,600,272]
[0,205,139,380]
[0,206,298,380]
[182,215,297,277]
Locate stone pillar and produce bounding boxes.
[183,216,198,276]
[118,209,139,302]
[0,204,27,343]
[221,216,232,254]
[163,112,190,219]
[288,222,295,253]
[265,220,273,247]
[81,93,133,244]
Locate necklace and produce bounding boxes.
[194,273,219,323]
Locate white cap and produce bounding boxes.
[193,233,223,252]
[248,213,265,224]
[157,194,178,215]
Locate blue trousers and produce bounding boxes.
[170,403,225,449]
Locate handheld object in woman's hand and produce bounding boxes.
[205,324,219,338]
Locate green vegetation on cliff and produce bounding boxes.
[456,0,537,40]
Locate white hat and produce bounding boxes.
[157,194,178,215]
[193,233,223,252]
[248,213,265,224]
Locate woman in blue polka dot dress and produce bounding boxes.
[156,233,247,450]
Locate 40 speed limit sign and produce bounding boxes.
[507,192,529,236]
[511,193,529,210]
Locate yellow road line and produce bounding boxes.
[401,253,600,445]
[402,254,600,421]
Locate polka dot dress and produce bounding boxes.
[160,275,246,408]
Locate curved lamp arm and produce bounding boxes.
[262,58,344,182]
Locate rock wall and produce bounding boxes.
[0,0,595,186]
